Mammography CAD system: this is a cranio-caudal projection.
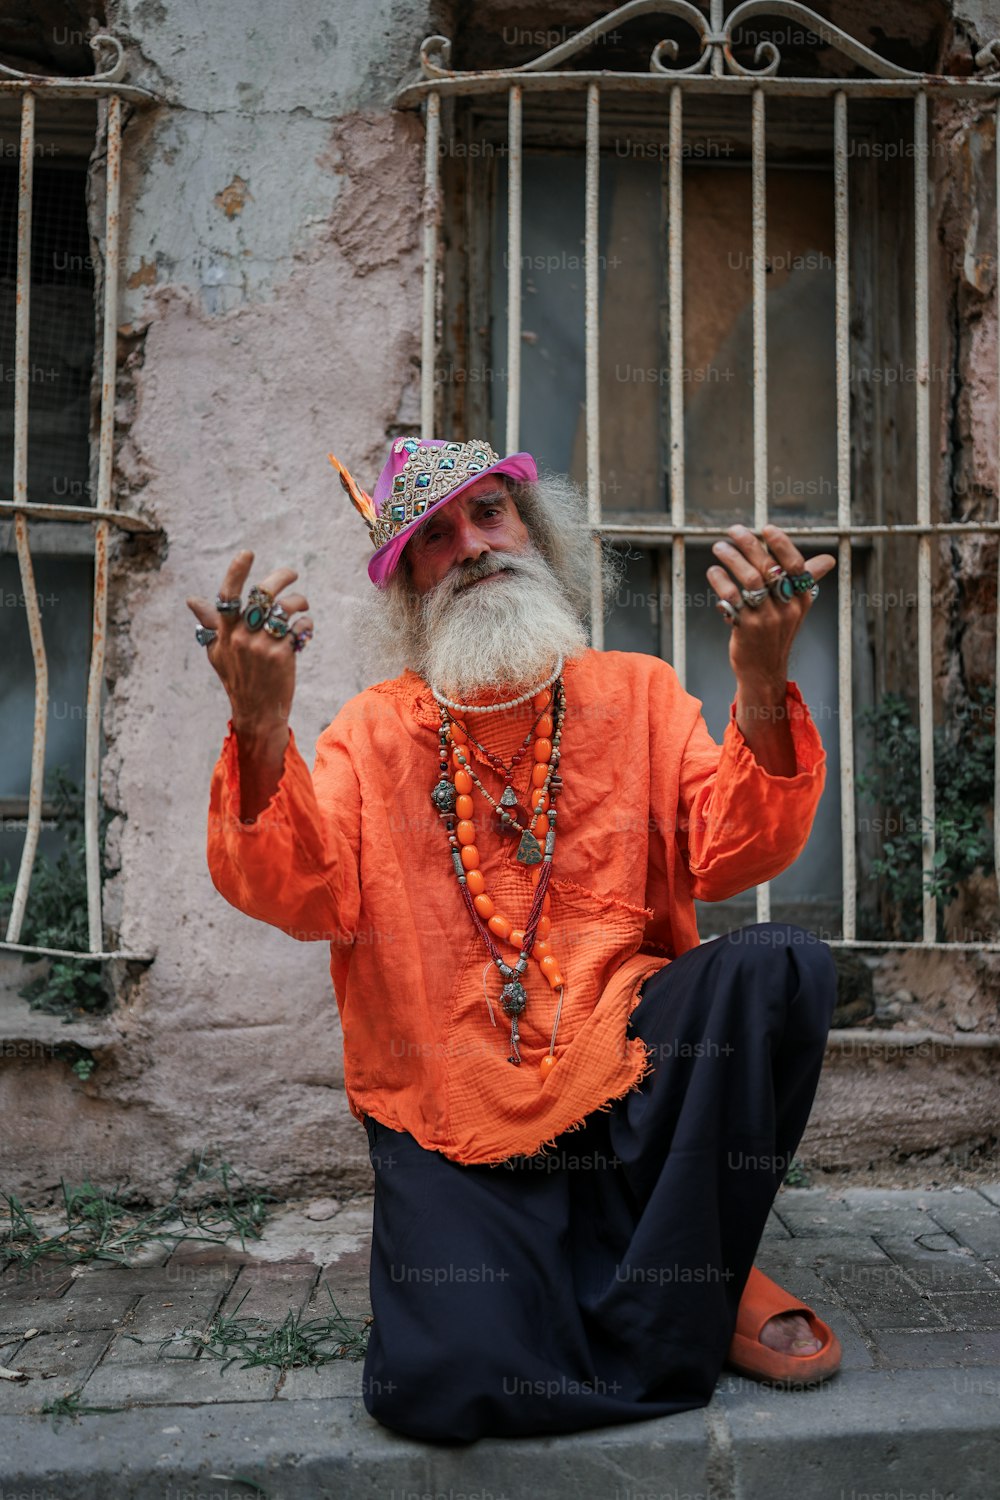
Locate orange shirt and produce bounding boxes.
[207,649,826,1164]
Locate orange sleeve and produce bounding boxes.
[206,720,361,943]
[675,681,827,901]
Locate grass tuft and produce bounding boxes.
[1,1148,273,1276]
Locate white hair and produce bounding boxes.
[351,470,627,687]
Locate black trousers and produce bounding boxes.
[361,922,837,1444]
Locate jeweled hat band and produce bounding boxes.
[326,435,539,589]
[369,439,501,550]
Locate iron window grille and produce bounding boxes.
[0,35,157,964]
[394,0,1000,953]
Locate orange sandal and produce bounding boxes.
[726,1266,842,1387]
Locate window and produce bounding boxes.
[0,26,157,966]
[398,2,1000,951]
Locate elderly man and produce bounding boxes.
[187,436,840,1444]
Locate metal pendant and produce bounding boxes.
[500,980,526,1016]
[499,785,518,807]
[430,778,456,813]
[516,829,543,865]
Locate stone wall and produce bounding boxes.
[1,0,997,1202]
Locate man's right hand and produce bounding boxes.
[186,550,314,820]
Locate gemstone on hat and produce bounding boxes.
[389,502,406,522]
[413,498,428,514]
[472,451,490,464]
[444,442,463,452]
[392,475,406,493]
[466,463,484,474]
[438,457,456,470]
[402,438,419,454]
[415,472,431,488]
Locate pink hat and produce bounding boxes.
[328,436,538,589]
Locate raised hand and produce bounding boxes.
[186,550,314,818]
[706,523,836,776]
[707,523,835,695]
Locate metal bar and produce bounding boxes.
[420,91,441,437]
[0,80,154,101]
[592,521,1000,538]
[5,93,47,949]
[995,98,1000,906]
[84,93,121,952]
[668,84,686,687]
[0,940,151,962]
[396,75,1000,108]
[751,85,770,924]
[505,84,523,455]
[834,89,855,941]
[913,91,936,943]
[585,83,604,649]
[710,0,725,78]
[824,938,1000,953]
[0,501,157,530]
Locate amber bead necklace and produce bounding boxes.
[429,675,567,1072]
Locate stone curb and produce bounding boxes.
[1,1368,998,1500]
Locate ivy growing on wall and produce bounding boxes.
[0,769,108,1016]
[856,685,996,940]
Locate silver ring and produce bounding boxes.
[215,595,242,614]
[195,626,218,647]
[242,585,274,632]
[740,586,769,610]
[263,602,291,639]
[716,598,742,626]
[808,582,820,601]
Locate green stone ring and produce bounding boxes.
[242,585,274,633]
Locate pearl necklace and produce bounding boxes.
[429,656,564,715]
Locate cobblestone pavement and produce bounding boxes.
[1,1184,998,1499]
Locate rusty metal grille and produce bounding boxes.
[396,0,1000,952]
[0,36,156,962]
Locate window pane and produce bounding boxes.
[0,163,95,504]
[491,151,662,509]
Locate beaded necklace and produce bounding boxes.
[429,673,567,1072]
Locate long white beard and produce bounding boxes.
[415,545,589,698]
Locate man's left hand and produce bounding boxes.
[706,523,836,695]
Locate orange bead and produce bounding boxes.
[536,713,553,738]
[465,869,485,896]
[456,794,474,820]
[531,764,548,788]
[461,845,479,871]
[533,738,552,763]
[533,689,552,710]
[534,815,549,839]
[456,820,477,846]
[532,940,552,961]
[509,929,526,949]
[530,866,543,887]
[539,1053,558,1078]
[536,915,551,940]
[488,914,513,941]
[540,956,563,985]
[449,721,468,744]
[547,971,564,990]
[474,894,495,920]
[542,892,551,914]
[532,791,550,814]
[454,769,472,794]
